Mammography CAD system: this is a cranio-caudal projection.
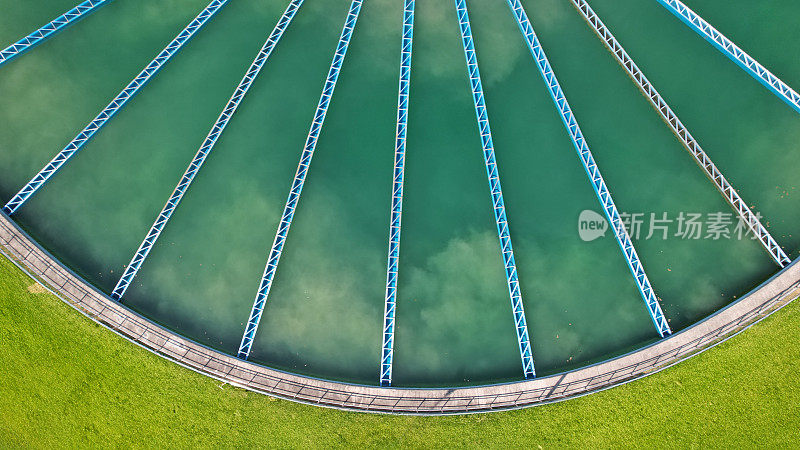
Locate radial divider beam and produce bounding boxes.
[504,0,672,337]
[237,0,364,361]
[570,0,790,268]
[656,0,800,114]
[380,0,415,387]
[110,0,305,300]
[2,0,229,216]
[455,0,535,379]
[3,0,229,215]
[0,0,112,67]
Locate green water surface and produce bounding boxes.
[1,0,797,386]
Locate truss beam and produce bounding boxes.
[237,0,363,361]
[656,0,800,114]
[570,0,790,267]
[3,0,230,216]
[455,0,535,379]
[505,0,671,337]
[380,0,415,387]
[110,0,304,300]
[0,0,112,67]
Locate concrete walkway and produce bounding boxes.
[1,212,797,414]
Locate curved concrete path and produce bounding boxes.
[1,212,798,414]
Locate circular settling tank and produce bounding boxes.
[1,0,798,393]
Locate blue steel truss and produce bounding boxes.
[237,0,363,361]
[455,0,535,379]
[380,0,415,387]
[505,0,672,337]
[571,0,790,268]
[110,0,305,300]
[0,0,112,68]
[656,0,800,115]
[2,0,229,216]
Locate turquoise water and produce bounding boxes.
[0,0,797,386]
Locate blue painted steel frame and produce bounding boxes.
[505,0,672,337]
[110,0,305,300]
[2,0,229,216]
[0,0,112,68]
[571,0,790,268]
[455,0,535,379]
[237,0,364,361]
[656,0,800,115]
[380,0,414,387]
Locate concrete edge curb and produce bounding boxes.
[2,212,798,414]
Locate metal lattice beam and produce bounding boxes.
[0,0,112,68]
[455,0,535,379]
[380,0,415,387]
[656,0,800,114]
[2,0,229,216]
[237,0,363,361]
[505,0,672,337]
[110,0,305,301]
[571,0,790,268]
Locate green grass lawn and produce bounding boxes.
[0,255,798,447]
